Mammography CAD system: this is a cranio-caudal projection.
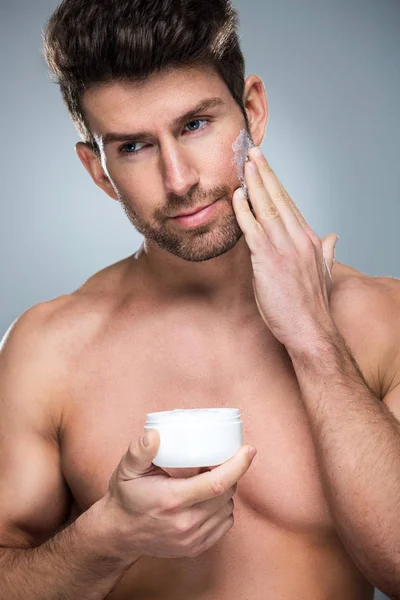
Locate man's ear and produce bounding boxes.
[75,142,119,201]
[243,75,269,147]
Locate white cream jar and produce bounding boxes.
[144,408,243,468]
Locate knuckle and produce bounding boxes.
[252,174,265,189]
[272,188,288,204]
[310,231,322,248]
[181,535,195,554]
[260,163,274,175]
[188,544,202,558]
[161,493,181,513]
[174,514,193,534]
[259,204,279,221]
[252,221,266,239]
[299,234,314,253]
[210,477,226,497]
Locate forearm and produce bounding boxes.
[288,327,400,597]
[0,498,139,600]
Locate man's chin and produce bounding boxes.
[173,236,243,263]
[153,222,243,263]
[123,200,243,262]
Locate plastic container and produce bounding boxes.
[144,408,243,468]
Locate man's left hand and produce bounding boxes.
[232,146,339,354]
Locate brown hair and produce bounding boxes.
[43,0,249,157]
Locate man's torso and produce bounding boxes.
[42,259,391,599]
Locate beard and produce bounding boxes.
[119,184,243,263]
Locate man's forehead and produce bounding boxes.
[83,66,229,134]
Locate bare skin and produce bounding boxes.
[2,252,395,599]
[1,66,399,598]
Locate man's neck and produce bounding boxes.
[133,236,257,316]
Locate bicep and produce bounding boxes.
[0,310,72,549]
[0,428,71,549]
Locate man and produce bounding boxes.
[1,0,400,598]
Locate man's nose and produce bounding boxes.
[160,142,200,197]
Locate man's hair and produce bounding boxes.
[44,0,249,157]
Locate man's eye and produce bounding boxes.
[119,120,207,155]
[119,141,146,154]
[185,119,208,132]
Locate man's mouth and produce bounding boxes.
[171,201,216,219]
[170,199,221,228]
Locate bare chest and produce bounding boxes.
[61,324,334,533]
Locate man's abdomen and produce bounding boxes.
[106,502,373,600]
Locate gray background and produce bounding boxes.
[1,1,399,598]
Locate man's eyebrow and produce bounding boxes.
[101,97,226,147]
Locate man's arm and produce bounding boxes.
[286,278,400,599]
[0,504,135,600]
[0,305,137,599]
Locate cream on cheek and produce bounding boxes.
[231,129,254,199]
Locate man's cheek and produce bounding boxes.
[232,129,254,198]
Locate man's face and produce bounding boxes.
[82,66,251,262]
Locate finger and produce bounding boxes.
[324,256,332,299]
[244,159,291,249]
[170,445,256,509]
[194,509,234,556]
[249,148,306,243]
[321,234,338,300]
[249,147,317,243]
[195,499,234,541]
[321,234,338,275]
[232,187,273,254]
[192,486,236,526]
[117,429,161,481]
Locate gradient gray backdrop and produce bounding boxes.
[1,1,399,598]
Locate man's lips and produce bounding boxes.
[171,201,215,219]
[169,199,221,228]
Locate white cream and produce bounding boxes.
[232,129,254,199]
[145,408,242,468]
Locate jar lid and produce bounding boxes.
[146,408,241,425]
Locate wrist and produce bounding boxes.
[78,493,143,570]
[286,320,341,363]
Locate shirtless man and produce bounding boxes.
[1,0,400,598]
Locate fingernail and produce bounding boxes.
[142,433,150,447]
[234,187,246,198]
[248,447,257,459]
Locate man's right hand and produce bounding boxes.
[102,429,257,561]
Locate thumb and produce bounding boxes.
[117,429,161,480]
[321,233,339,272]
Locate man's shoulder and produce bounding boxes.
[330,261,400,397]
[1,295,72,360]
[0,295,90,407]
[0,257,138,436]
[331,260,400,322]
[1,257,134,374]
